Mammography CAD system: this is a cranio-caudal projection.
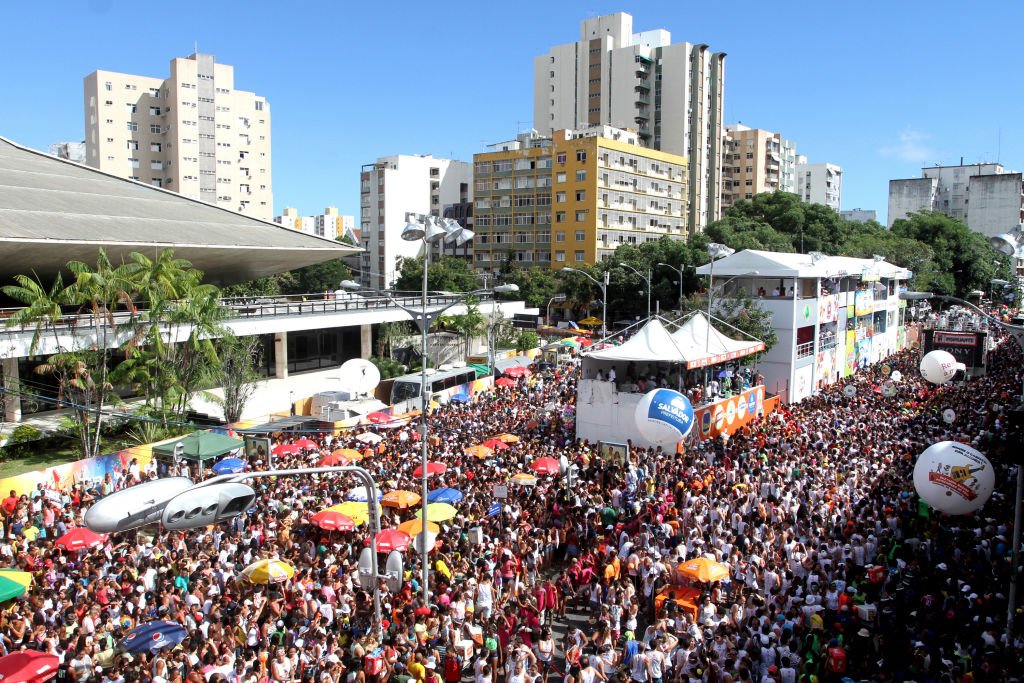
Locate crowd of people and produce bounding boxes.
[0,323,1021,683]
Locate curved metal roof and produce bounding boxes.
[0,136,358,285]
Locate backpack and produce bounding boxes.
[444,653,462,682]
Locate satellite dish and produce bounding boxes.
[413,531,438,554]
[84,477,195,533]
[357,547,375,589]
[843,385,857,398]
[385,551,404,593]
[338,359,381,396]
[943,408,956,424]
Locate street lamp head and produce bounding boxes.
[494,284,519,293]
[561,267,577,273]
[992,230,1024,256]
[707,243,735,259]
[160,481,257,530]
[423,216,447,244]
[454,227,474,247]
[899,291,935,301]
[402,215,426,242]
[84,477,196,533]
[339,280,361,290]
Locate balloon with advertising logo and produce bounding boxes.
[913,441,994,515]
[881,364,891,376]
[891,370,903,383]
[843,385,857,398]
[920,350,959,385]
[634,389,695,447]
[942,409,956,424]
[882,382,897,398]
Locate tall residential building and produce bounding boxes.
[795,157,842,211]
[359,155,471,290]
[274,207,356,241]
[721,124,797,210]
[887,163,1024,235]
[472,126,688,271]
[84,53,272,219]
[49,141,87,163]
[534,12,724,233]
[840,208,877,224]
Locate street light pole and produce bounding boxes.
[562,267,609,338]
[705,243,736,352]
[343,214,517,606]
[657,263,692,313]
[618,263,652,320]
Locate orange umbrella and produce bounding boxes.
[336,448,364,462]
[381,490,422,509]
[318,452,350,467]
[480,439,509,451]
[309,510,355,531]
[465,445,492,460]
[493,434,520,443]
[676,557,730,583]
[397,519,440,536]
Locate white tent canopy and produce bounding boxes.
[584,318,688,362]
[670,312,764,369]
[694,249,911,280]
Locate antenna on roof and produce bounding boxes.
[194,40,199,54]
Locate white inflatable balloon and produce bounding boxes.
[882,382,897,398]
[843,385,857,398]
[942,409,956,424]
[913,441,994,515]
[634,389,695,447]
[920,350,959,385]
[891,370,903,383]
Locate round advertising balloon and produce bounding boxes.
[882,382,897,398]
[920,350,959,385]
[942,409,956,424]
[634,389,695,447]
[843,385,857,398]
[913,441,994,515]
[891,370,903,383]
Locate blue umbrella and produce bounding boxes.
[212,457,246,475]
[427,487,464,504]
[450,392,471,404]
[119,620,188,654]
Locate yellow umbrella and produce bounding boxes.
[492,434,520,443]
[381,490,422,509]
[578,316,603,327]
[465,445,492,460]
[0,570,32,589]
[397,519,440,536]
[335,448,364,462]
[241,559,295,585]
[327,501,382,526]
[415,503,458,522]
[510,473,538,486]
[676,557,730,583]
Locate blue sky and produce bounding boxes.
[1,1,1021,226]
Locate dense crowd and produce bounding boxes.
[0,325,1021,683]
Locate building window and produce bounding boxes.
[745,179,753,186]
[575,190,586,201]
[556,153,566,165]
[556,172,566,183]
[555,232,565,242]
[150,125,161,134]
[555,192,566,203]
[126,122,138,132]
[555,251,566,262]
[576,150,587,162]
[255,101,264,111]
[576,170,586,182]
[126,103,136,113]
[555,212,566,223]
[127,140,139,151]
[104,81,112,91]
[575,251,585,262]
[129,158,139,168]
[746,152,753,159]
[575,231,585,241]
[151,179,163,188]
[149,106,160,116]
[575,210,588,222]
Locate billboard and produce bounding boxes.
[695,386,766,441]
[924,329,987,369]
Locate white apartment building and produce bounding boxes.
[275,207,356,242]
[795,157,842,211]
[49,141,87,164]
[359,155,471,290]
[840,208,877,224]
[887,163,1024,236]
[84,53,272,219]
[721,124,798,210]
[534,12,725,233]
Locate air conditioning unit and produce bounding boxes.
[336,390,357,401]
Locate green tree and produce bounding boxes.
[204,335,263,423]
[500,264,562,308]
[221,276,282,299]
[393,255,477,292]
[680,287,778,357]
[515,330,539,354]
[438,299,485,358]
[278,260,352,296]
[369,356,406,379]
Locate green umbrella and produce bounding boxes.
[0,575,27,602]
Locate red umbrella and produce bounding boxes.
[413,461,448,477]
[309,510,355,532]
[530,457,561,476]
[294,438,319,450]
[318,452,351,467]
[0,650,60,683]
[366,412,391,424]
[494,377,516,388]
[272,443,301,456]
[504,366,532,378]
[480,439,510,450]
[56,527,107,552]
[375,529,411,552]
